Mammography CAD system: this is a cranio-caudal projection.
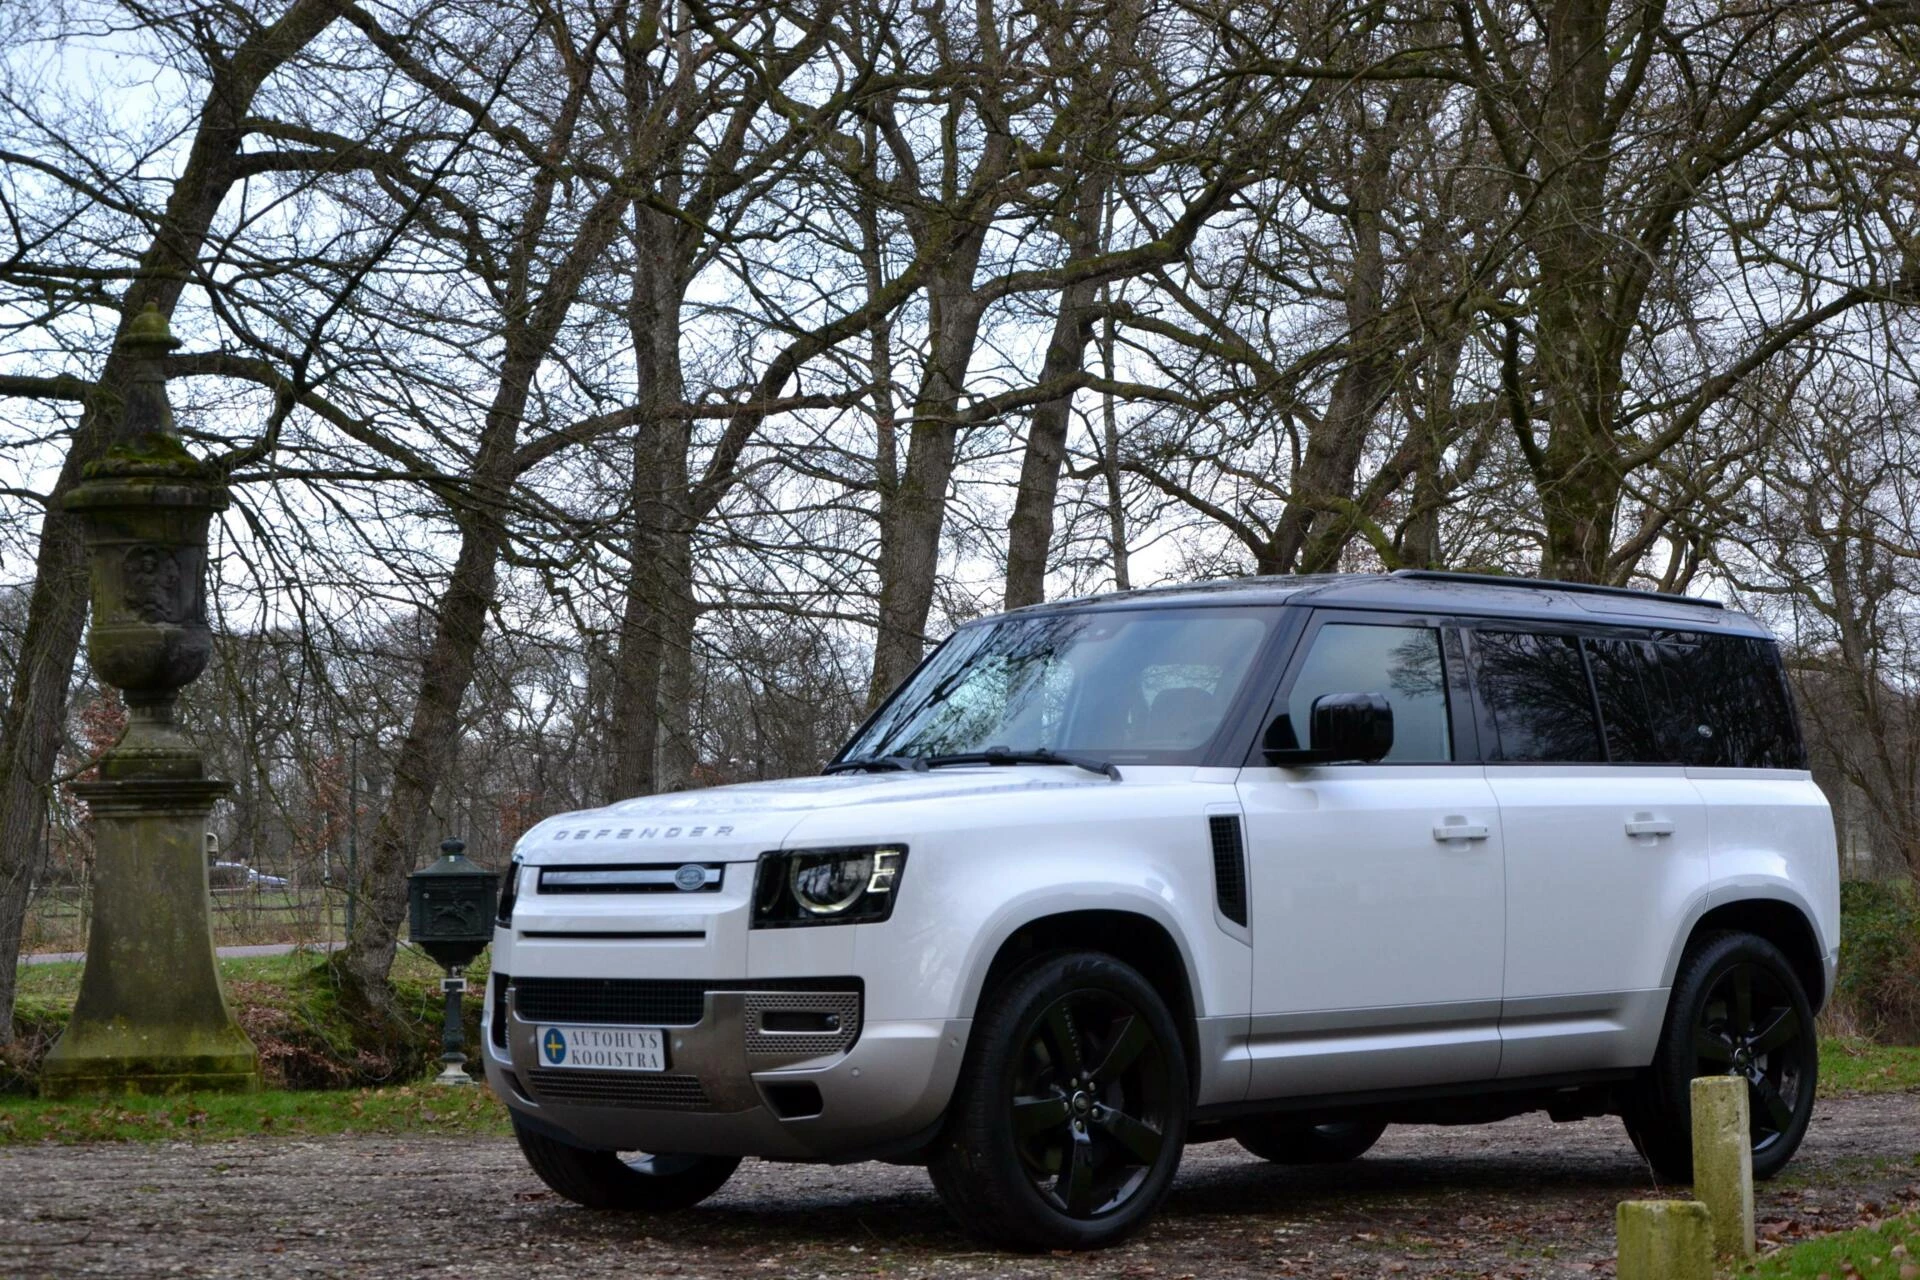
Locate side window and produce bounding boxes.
[1286,623,1452,762]
[1471,631,1605,762]
[1673,635,1806,769]
[1586,636,1710,764]
[1585,637,1664,762]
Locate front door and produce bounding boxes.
[1239,613,1505,1100]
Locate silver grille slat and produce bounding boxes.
[538,864,722,893]
[524,1069,714,1110]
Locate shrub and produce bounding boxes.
[1834,879,1920,1045]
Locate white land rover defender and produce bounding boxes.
[484,571,1838,1249]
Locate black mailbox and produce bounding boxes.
[408,838,500,970]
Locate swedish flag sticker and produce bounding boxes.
[542,1027,568,1065]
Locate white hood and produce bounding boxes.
[516,768,1109,865]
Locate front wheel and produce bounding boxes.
[928,951,1190,1251]
[1625,931,1818,1183]
[511,1113,740,1210]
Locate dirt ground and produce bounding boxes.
[4,1091,1917,1280]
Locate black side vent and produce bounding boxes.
[1208,815,1249,926]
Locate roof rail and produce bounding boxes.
[1388,569,1724,610]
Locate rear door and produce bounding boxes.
[1466,627,1711,1077]
[1238,611,1505,1099]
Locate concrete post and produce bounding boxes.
[1692,1074,1756,1258]
[38,303,260,1097]
[1616,1200,1714,1280]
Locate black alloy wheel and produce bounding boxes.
[1690,959,1815,1160]
[1625,930,1818,1183]
[1009,987,1177,1218]
[929,951,1190,1250]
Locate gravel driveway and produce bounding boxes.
[5,1091,1916,1279]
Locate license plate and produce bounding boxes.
[535,1025,667,1072]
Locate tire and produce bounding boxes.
[1624,930,1819,1184]
[511,1112,740,1211]
[928,951,1191,1251]
[1237,1118,1388,1164]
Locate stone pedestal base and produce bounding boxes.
[40,778,261,1098]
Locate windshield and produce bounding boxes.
[841,607,1275,765]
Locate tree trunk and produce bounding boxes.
[0,440,94,1042]
[1098,294,1130,591]
[336,505,505,1006]
[608,213,690,801]
[1525,0,1624,584]
[335,179,629,1008]
[1003,176,1106,611]
[868,256,991,705]
[1276,107,1398,576]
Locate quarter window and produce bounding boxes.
[1675,635,1806,769]
[1470,631,1605,763]
[1286,623,1452,763]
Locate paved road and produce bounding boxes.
[19,941,340,966]
[3,1091,1916,1279]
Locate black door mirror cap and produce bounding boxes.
[1263,692,1395,766]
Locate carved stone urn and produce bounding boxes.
[39,303,260,1097]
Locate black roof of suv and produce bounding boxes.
[1005,569,1773,639]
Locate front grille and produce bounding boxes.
[537,863,722,894]
[516,977,707,1025]
[524,1069,713,1111]
[1209,814,1249,926]
[512,976,863,1027]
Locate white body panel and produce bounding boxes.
[1491,766,1710,1076]
[1237,763,1504,1097]
[1691,768,1843,993]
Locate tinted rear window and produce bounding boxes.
[1471,627,1804,768]
[1585,637,1704,763]
[1675,635,1806,769]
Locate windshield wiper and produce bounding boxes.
[823,755,930,775]
[922,747,1122,781]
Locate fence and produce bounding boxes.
[23,878,352,955]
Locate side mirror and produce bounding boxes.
[1263,692,1394,765]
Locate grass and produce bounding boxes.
[1818,1037,1920,1096]
[0,1082,511,1144]
[6,947,490,1095]
[1745,1210,1920,1279]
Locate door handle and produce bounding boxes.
[1432,821,1489,842]
[1625,817,1675,838]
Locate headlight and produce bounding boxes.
[752,846,907,928]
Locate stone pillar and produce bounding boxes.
[1616,1200,1714,1280]
[38,303,260,1098]
[1692,1074,1756,1258]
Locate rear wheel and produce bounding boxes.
[511,1113,740,1210]
[929,951,1190,1251]
[1624,931,1818,1183]
[1237,1118,1388,1164]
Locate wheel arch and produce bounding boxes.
[1669,894,1828,1011]
[967,908,1201,1091]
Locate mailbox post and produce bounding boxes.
[407,838,499,1086]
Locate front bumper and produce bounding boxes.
[484,975,968,1160]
